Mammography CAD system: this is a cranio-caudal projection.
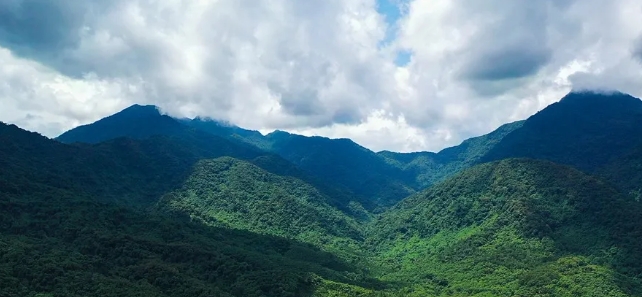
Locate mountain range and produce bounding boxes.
[2,90,642,296]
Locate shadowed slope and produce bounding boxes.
[0,122,385,297]
[481,92,642,171]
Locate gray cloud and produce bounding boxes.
[0,1,121,77]
[635,38,642,61]
[0,1,82,52]
[453,0,564,94]
[462,47,551,82]
[0,0,393,132]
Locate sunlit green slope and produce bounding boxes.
[368,159,642,296]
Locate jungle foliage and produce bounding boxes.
[3,91,642,296]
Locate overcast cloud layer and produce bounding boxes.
[1,0,641,152]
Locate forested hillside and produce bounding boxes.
[379,120,525,188]
[157,157,366,252]
[481,92,642,171]
[3,91,642,296]
[368,159,642,296]
[0,123,384,297]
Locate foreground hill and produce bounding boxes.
[369,159,642,296]
[157,157,365,254]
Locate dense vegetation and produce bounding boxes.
[57,104,415,211]
[3,91,642,296]
[379,121,524,188]
[481,91,642,172]
[56,105,188,144]
[368,159,642,296]
[599,144,642,200]
[0,122,383,297]
[261,131,415,210]
[157,157,366,254]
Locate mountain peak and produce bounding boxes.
[56,104,184,144]
[117,104,163,117]
[560,90,641,106]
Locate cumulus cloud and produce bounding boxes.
[0,47,135,136]
[0,0,641,152]
[390,0,642,149]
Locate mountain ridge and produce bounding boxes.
[3,89,642,296]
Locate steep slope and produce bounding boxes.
[379,120,524,188]
[481,91,642,171]
[157,157,365,255]
[7,119,373,224]
[599,143,642,199]
[182,117,269,149]
[57,105,187,144]
[2,121,261,207]
[178,119,419,210]
[369,159,642,296]
[55,107,373,214]
[262,131,415,210]
[0,123,385,297]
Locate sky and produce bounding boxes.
[1,0,641,152]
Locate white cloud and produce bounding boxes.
[0,47,135,136]
[0,0,641,152]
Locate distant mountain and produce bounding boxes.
[481,91,642,171]
[261,131,415,210]
[54,107,370,214]
[181,117,269,149]
[599,143,642,198]
[53,90,642,209]
[56,106,418,210]
[57,105,187,144]
[379,120,524,188]
[369,159,642,296]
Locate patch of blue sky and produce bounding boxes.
[394,50,412,66]
[376,0,412,66]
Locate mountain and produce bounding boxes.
[0,122,385,297]
[181,117,269,149]
[380,91,642,195]
[157,157,365,251]
[57,107,418,210]
[53,107,369,214]
[57,105,187,144]
[2,120,265,207]
[481,91,642,171]
[55,91,642,209]
[181,120,419,210]
[9,90,642,296]
[379,120,524,188]
[368,159,642,296]
[599,143,642,198]
[261,131,415,210]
